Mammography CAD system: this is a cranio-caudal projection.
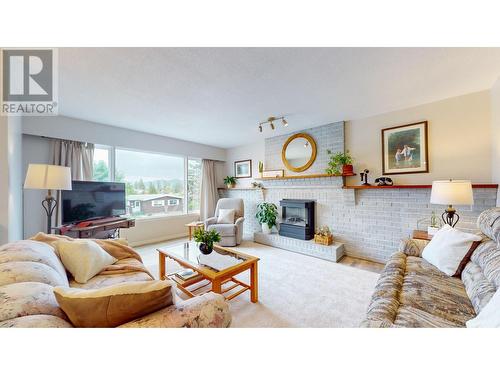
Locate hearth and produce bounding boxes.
[279,199,315,240]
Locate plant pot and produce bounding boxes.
[198,242,213,255]
[342,164,353,175]
[261,223,271,234]
[226,183,235,189]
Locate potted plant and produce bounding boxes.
[255,202,278,234]
[224,176,237,189]
[314,225,334,246]
[427,211,441,235]
[193,227,221,255]
[258,161,264,177]
[325,150,354,175]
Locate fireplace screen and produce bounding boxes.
[283,207,308,227]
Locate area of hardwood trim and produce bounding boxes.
[255,173,356,181]
[343,184,498,189]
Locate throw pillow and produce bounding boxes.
[217,208,235,224]
[57,240,117,283]
[422,224,482,276]
[466,288,500,328]
[54,280,174,327]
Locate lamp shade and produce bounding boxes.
[430,180,473,206]
[24,164,72,190]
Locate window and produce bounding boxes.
[115,148,184,218]
[167,199,179,206]
[187,158,202,213]
[93,145,111,181]
[134,201,140,208]
[152,200,165,207]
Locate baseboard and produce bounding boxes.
[127,232,187,247]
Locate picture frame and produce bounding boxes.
[381,121,429,175]
[234,159,252,178]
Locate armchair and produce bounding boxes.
[205,198,245,246]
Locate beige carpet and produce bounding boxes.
[138,240,379,328]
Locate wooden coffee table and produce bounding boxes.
[157,242,259,303]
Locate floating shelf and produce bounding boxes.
[343,184,498,190]
[255,173,356,181]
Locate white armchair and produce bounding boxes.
[205,198,245,246]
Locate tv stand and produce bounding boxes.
[54,218,135,239]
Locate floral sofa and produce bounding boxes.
[0,238,231,328]
[361,207,500,328]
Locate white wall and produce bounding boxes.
[346,90,492,185]
[21,115,227,243]
[492,78,500,205]
[0,116,23,245]
[23,115,226,161]
[225,141,265,188]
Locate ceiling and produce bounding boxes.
[58,48,500,149]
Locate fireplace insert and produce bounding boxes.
[279,199,315,240]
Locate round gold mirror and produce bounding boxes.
[281,133,317,172]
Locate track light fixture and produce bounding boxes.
[258,116,288,132]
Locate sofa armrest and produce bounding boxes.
[205,217,217,227]
[118,292,231,328]
[398,238,429,257]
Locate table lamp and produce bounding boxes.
[430,180,473,227]
[24,164,72,233]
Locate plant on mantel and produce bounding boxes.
[325,150,354,175]
[223,176,237,188]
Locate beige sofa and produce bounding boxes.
[0,238,231,328]
[362,207,500,328]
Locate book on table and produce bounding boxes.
[175,269,199,281]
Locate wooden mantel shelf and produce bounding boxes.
[255,173,356,181]
[343,184,498,190]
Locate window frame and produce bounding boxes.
[99,145,202,220]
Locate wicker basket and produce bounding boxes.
[314,234,333,246]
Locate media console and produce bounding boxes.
[54,217,135,239]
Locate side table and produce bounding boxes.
[412,230,433,241]
[185,221,204,241]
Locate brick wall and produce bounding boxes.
[220,185,498,263]
[265,121,344,175]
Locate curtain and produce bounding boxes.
[52,139,95,225]
[200,159,219,221]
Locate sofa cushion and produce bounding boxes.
[400,256,476,326]
[466,287,500,327]
[0,314,73,328]
[0,282,67,322]
[58,240,117,283]
[477,207,500,244]
[207,224,236,236]
[0,261,69,288]
[462,239,500,313]
[0,240,69,286]
[54,280,174,328]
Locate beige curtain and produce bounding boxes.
[200,159,219,221]
[52,139,95,225]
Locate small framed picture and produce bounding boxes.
[381,121,429,175]
[234,159,252,178]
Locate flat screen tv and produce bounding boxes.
[61,181,126,225]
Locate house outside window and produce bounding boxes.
[152,200,165,207]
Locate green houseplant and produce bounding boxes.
[255,202,278,234]
[193,227,221,254]
[224,176,237,188]
[325,150,354,175]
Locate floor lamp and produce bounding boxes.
[24,164,72,234]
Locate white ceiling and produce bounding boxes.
[58,48,500,149]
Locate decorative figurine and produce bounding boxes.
[360,169,370,185]
[374,177,394,186]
